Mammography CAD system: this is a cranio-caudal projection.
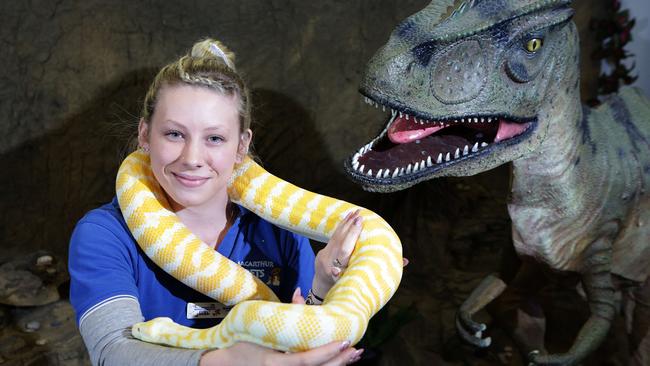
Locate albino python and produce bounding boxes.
[115,150,403,351]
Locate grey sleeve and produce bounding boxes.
[78,296,209,366]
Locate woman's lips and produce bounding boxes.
[173,173,209,188]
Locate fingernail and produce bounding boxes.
[339,340,351,351]
[403,258,409,267]
[353,216,362,225]
[349,348,364,363]
[292,287,301,298]
[332,267,342,277]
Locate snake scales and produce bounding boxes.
[115,150,403,351]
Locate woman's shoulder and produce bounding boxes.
[71,197,133,251]
[77,197,126,229]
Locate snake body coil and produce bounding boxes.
[116,151,403,351]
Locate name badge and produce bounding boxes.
[186,302,232,319]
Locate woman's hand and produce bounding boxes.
[311,210,410,301]
[199,289,364,366]
[200,340,363,366]
[311,210,363,300]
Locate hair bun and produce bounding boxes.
[190,39,236,70]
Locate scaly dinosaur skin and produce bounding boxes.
[344,1,650,365]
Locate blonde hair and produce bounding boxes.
[141,39,252,133]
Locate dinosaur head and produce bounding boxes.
[345,0,578,192]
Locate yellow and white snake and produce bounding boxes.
[115,150,403,352]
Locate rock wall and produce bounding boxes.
[0,0,605,262]
[1,1,627,365]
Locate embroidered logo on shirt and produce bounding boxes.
[267,267,281,286]
[186,302,232,319]
[237,260,281,288]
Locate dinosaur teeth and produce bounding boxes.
[391,109,397,117]
[437,153,443,164]
[481,142,488,147]
[376,169,383,178]
[454,148,460,159]
[445,152,451,162]
[472,142,479,152]
[463,145,469,156]
[427,156,433,167]
[367,169,373,176]
[353,161,359,170]
[406,164,412,174]
[359,165,365,173]
[392,168,399,178]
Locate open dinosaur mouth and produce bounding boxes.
[348,97,536,180]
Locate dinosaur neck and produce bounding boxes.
[510,88,583,208]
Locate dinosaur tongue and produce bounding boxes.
[387,115,444,144]
[494,120,528,142]
[387,114,529,144]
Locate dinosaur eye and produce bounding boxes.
[525,38,543,52]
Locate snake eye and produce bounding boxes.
[525,38,543,52]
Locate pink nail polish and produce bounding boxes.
[339,340,351,351]
[349,349,364,363]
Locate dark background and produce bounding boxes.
[0,1,638,365]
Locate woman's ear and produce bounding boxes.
[137,118,150,151]
[236,129,252,163]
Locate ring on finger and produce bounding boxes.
[332,258,346,268]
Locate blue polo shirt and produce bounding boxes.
[69,197,315,329]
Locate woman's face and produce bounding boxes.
[138,84,251,211]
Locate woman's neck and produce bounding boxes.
[171,193,234,249]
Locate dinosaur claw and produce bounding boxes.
[482,336,491,347]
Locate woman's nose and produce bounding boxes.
[181,140,204,168]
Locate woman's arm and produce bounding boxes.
[79,296,206,366]
[81,290,362,366]
[198,290,362,366]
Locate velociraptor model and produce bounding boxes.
[344,0,650,365]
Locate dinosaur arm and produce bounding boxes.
[529,237,616,366]
[456,274,507,347]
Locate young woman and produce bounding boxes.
[69,39,365,366]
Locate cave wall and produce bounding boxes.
[5,1,640,365]
[0,0,607,263]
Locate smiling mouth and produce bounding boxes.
[173,173,209,188]
[346,96,537,181]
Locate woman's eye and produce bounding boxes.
[165,131,183,139]
[208,135,224,144]
[525,38,543,52]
